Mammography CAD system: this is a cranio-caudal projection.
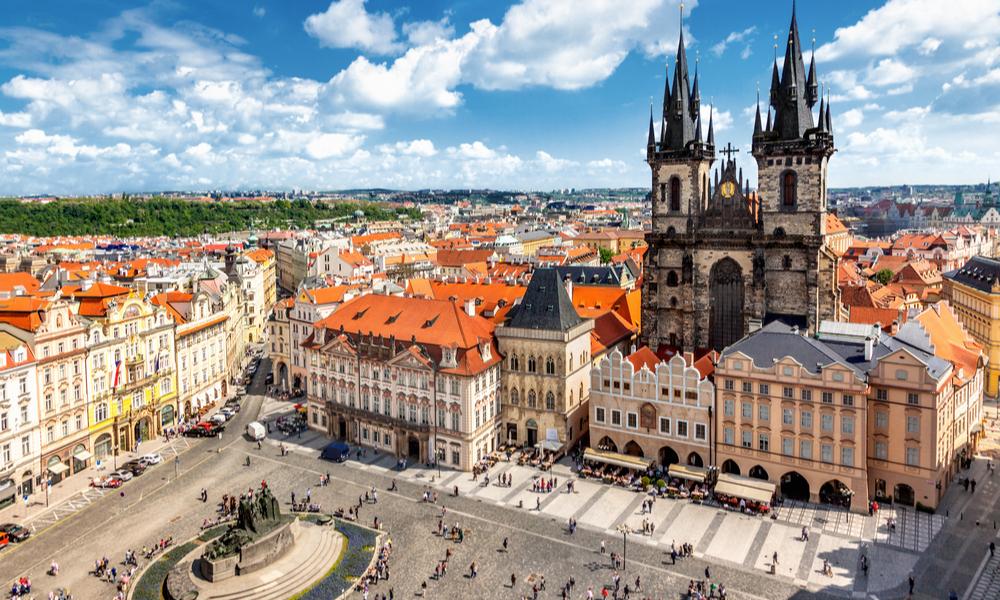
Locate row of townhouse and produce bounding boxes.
[0,252,273,503]
[588,302,983,513]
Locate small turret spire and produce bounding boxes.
[647,101,656,149]
[690,52,701,121]
[753,84,763,137]
[806,29,818,107]
[707,104,715,146]
[695,111,703,142]
[816,84,825,133]
[825,90,833,132]
[765,107,772,132]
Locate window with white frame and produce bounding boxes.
[659,417,670,434]
[595,407,606,423]
[676,420,688,437]
[611,410,622,426]
[626,412,638,429]
[694,423,706,440]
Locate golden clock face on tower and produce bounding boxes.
[720,181,736,198]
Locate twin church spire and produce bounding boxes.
[649,2,832,161]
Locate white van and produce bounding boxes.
[246,421,266,441]
[209,413,226,426]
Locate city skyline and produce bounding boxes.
[2,0,999,195]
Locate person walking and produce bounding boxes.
[502,537,509,553]
[600,540,606,555]
[511,573,517,588]
[908,575,915,596]
[991,541,996,557]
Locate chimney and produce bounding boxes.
[81,279,94,291]
[864,336,874,361]
[563,275,573,299]
[463,298,476,317]
[890,319,900,335]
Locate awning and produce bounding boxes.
[47,462,70,476]
[535,439,562,452]
[713,473,776,504]
[668,464,708,483]
[74,449,93,462]
[583,448,652,471]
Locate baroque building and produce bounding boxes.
[642,6,840,353]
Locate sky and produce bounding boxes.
[1,0,999,195]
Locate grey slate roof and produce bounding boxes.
[505,268,582,331]
[721,321,865,378]
[944,255,1000,294]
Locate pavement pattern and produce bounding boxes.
[0,366,996,600]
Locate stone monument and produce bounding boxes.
[199,485,295,581]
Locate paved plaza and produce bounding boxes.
[1,378,998,600]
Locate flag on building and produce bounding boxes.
[113,359,122,388]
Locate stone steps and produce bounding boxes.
[202,523,342,600]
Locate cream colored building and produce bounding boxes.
[589,347,714,467]
[497,269,593,450]
[153,291,228,418]
[942,256,1000,397]
[0,296,90,487]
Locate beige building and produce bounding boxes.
[245,248,277,312]
[716,322,871,512]
[497,269,593,451]
[589,347,714,468]
[0,296,90,487]
[267,298,294,390]
[942,256,1000,396]
[302,294,501,470]
[716,306,984,512]
[152,291,229,418]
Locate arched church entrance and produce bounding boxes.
[709,258,745,351]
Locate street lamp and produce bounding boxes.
[174,456,179,480]
[616,524,633,573]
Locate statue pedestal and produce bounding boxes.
[200,518,297,582]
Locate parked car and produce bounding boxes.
[320,441,350,463]
[185,421,219,437]
[224,401,241,413]
[122,460,147,476]
[0,532,8,548]
[0,523,30,543]
[220,407,235,419]
[140,453,163,465]
[264,373,274,385]
[209,413,227,426]
[91,476,123,489]
[109,469,133,482]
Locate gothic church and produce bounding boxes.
[641,5,841,353]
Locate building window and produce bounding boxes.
[799,440,812,459]
[527,390,537,408]
[626,412,638,429]
[741,402,752,418]
[801,389,812,401]
[907,392,919,406]
[895,369,908,381]
[842,394,854,407]
[451,412,460,431]
[781,170,797,207]
[669,177,681,212]
[741,381,752,393]
[841,446,854,467]
[758,404,769,421]
[906,415,920,434]
[741,430,752,448]
[758,383,770,395]
[676,420,688,437]
[821,443,833,463]
[21,435,30,456]
[842,416,854,435]
[724,427,734,445]
[820,414,833,432]
[905,447,919,466]
[724,379,734,391]
[782,438,793,456]
[876,388,888,401]
[875,441,888,460]
[758,433,769,452]
[452,450,461,466]
[611,410,622,426]
[821,392,833,404]
[545,391,555,410]
[876,411,888,429]
[510,389,519,405]
[545,357,555,375]
[595,407,606,423]
[724,399,734,417]
[659,417,670,434]
[782,386,794,399]
[527,356,536,373]
[782,408,793,426]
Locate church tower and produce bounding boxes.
[641,3,841,354]
[751,2,840,331]
[642,22,715,350]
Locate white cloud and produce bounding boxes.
[699,106,732,132]
[884,106,930,122]
[867,58,915,87]
[448,141,497,160]
[918,38,941,55]
[389,139,437,157]
[305,133,364,159]
[711,26,756,57]
[253,6,266,18]
[817,0,1000,61]
[326,111,385,130]
[0,111,31,127]
[184,142,213,159]
[402,18,455,46]
[827,69,875,102]
[839,108,864,128]
[535,150,575,172]
[304,0,402,55]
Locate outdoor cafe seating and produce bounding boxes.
[712,473,776,515]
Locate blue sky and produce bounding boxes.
[1,0,999,195]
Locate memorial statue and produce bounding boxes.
[204,484,284,560]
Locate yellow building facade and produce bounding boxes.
[942,256,1000,397]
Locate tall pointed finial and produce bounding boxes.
[707,103,715,146]
[825,88,833,132]
[647,99,656,149]
[753,84,763,137]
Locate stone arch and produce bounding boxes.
[545,391,555,410]
[780,471,810,502]
[545,356,555,375]
[709,257,745,351]
[666,270,679,287]
[658,446,679,466]
[597,436,618,453]
[509,388,519,405]
[624,440,644,458]
[894,483,915,506]
[820,479,852,508]
[686,452,704,467]
[748,465,769,480]
[527,390,537,408]
[669,176,682,212]
[721,459,741,475]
